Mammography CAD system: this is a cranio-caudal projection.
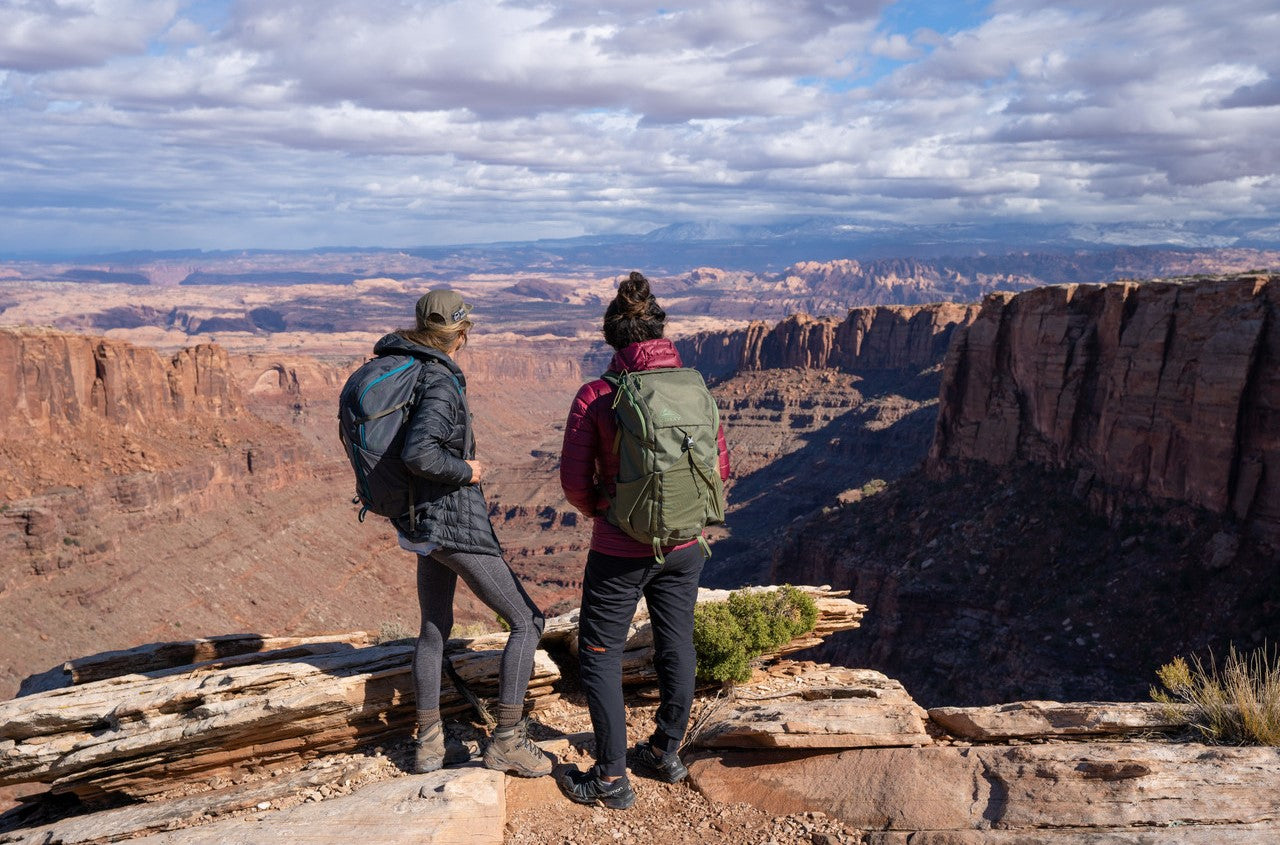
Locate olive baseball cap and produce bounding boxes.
[415,289,474,327]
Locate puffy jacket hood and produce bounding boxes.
[607,337,683,374]
[373,332,465,383]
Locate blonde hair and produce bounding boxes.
[396,319,472,355]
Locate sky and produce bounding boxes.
[1,0,1278,253]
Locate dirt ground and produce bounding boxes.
[501,693,863,845]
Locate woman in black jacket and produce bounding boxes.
[377,289,550,778]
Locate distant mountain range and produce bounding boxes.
[6,217,1279,275]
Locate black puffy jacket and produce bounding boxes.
[372,333,502,556]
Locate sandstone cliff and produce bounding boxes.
[0,330,332,698]
[775,274,1280,706]
[673,304,978,586]
[0,327,240,436]
[0,330,595,701]
[929,274,1280,536]
[677,303,978,382]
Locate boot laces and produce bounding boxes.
[510,719,540,754]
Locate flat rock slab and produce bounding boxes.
[0,758,384,844]
[693,667,931,749]
[126,767,504,844]
[687,742,1280,832]
[927,700,1188,741]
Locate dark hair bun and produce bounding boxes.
[617,271,652,313]
[603,271,666,350]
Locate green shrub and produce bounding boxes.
[692,602,752,684]
[1151,644,1280,746]
[693,586,819,684]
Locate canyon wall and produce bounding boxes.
[674,303,980,586]
[0,330,596,698]
[777,273,1280,705]
[677,303,978,381]
[929,274,1280,536]
[0,327,240,435]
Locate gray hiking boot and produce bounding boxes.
[413,722,471,774]
[482,718,552,777]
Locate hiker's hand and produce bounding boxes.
[465,460,485,484]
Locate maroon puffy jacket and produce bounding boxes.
[560,338,731,557]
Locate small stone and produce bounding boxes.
[255,801,271,811]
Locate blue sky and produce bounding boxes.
[0,0,1277,253]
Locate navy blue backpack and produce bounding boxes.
[337,354,423,525]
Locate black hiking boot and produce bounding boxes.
[556,766,636,810]
[630,741,688,783]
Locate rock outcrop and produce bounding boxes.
[926,700,1188,741]
[0,634,562,801]
[8,615,1280,844]
[692,665,931,749]
[688,742,1280,842]
[677,303,979,382]
[0,587,863,802]
[775,274,1280,706]
[930,273,1280,537]
[0,327,240,435]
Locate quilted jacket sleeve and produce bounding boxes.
[560,381,605,517]
[401,372,474,486]
[716,422,731,481]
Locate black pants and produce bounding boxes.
[577,543,706,777]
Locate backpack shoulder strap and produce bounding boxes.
[418,356,474,457]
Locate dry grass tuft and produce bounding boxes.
[1151,644,1280,746]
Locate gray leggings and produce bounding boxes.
[413,548,545,715]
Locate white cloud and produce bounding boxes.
[0,0,1277,252]
[869,33,919,61]
[0,0,179,71]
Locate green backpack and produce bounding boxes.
[603,367,726,561]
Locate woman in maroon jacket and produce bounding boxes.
[556,272,730,809]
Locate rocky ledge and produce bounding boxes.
[2,587,1278,844]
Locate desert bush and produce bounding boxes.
[375,620,413,644]
[450,621,493,639]
[693,586,818,684]
[1151,644,1280,745]
[861,478,888,497]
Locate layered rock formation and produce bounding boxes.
[0,587,862,804]
[8,626,1280,844]
[676,304,978,585]
[777,274,1280,705]
[0,327,239,436]
[930,274,1280,536]
[676,303,978,382]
